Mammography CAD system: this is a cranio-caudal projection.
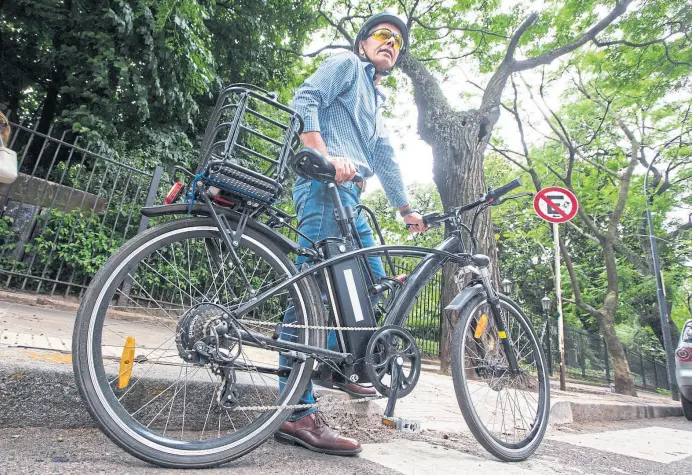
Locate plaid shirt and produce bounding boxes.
[291,52,409,207]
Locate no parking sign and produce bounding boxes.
[533,186,579,392]
[533,187,578,223]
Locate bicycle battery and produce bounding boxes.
[320,240,377,383]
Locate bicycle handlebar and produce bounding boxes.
[420,178,528,229]
[487,178,522,203]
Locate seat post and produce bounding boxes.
[326,182,353,239]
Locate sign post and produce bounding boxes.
[534,187,578,391]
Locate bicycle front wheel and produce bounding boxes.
[452,293,550,461]
[72,217,324,468]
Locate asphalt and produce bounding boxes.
[1,418,690,474]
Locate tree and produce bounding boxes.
[487,0,691,393]
[0,0,318,170]
[293,0,658,377]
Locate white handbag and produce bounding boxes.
[0,135,18,184]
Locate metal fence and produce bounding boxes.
[391,260,442,358]
[543,319,670,392]
[0,112,163,297]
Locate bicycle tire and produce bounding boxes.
[72,217,324,468]
[452,293,550,461]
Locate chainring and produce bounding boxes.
[364,325,421,398]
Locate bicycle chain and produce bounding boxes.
[236,319,380,331]
[231,395,385,412]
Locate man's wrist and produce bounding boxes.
[399,207,416,217]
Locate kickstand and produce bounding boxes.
[382,356,403,424]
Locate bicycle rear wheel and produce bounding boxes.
[72,218,324,468]
[452,293,550,461]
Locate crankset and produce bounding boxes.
[364,325,421,398]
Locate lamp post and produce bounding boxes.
[541,295,553,376]
[501,278,513,295]
[644,159,679,401]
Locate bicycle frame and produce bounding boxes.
[146,178,521,379]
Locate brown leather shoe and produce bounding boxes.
[315,375,378,399]
[275,412,362,456]
[333,381,378,398]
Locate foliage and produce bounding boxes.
[29,209,124,279]
[1,0,318,171]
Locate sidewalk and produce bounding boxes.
[0,299,683,432]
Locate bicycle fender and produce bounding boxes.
[141,204,299,255]
[444,284,484,313]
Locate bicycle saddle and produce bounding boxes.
[290,147,337,182]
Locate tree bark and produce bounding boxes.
[400,54,498,373]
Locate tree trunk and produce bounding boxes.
[400,54,504,373]
[598,307,636,395]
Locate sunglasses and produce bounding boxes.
[368,28,404,51]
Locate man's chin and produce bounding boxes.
[373,58,394,71]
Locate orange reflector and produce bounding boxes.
[118,336,136,389]
[165,181,184,205]
[382,417,396,427]
[474,314,488,338]
[498,331,507,339]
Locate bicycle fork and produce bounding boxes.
[478,267,521,373]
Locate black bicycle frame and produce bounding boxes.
[192,180,520,374]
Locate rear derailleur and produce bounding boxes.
[175,303,243,409]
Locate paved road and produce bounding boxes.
[1,418,690,474]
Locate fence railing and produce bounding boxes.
[0,112,163,297]
[542,318,670,392]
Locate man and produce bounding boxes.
[274,13,426,456]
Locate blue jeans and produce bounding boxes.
[279,178,385,421]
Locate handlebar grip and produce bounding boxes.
[325,163,363,184]
[489,178,523,201]
[422,211,441,228]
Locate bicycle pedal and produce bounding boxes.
[382,416,421,433]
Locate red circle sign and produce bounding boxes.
[533,187,578,223]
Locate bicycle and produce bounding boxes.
[72,84,550,468]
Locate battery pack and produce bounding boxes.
[320,240,377,383]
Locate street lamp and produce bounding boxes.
[541,295,552,315]
[644,158,679,401]
[541,295,553,376]
[501,278,513,295]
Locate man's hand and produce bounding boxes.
[327,156,356,184]
[404,212,427,234]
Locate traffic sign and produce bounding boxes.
[533,187,578,223]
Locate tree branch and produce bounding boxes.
[411,17,509,39]
[489,143,531,172]
[593,32,692,67]
[560,232,603,320]
[279,44,351,58]
[320,11,354,44]
[503,13,539,65]
[513,0,634,72]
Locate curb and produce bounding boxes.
[548,399,683,425]
[0,361,683,431]
[0,362,375,430]
[0,290,80,314]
